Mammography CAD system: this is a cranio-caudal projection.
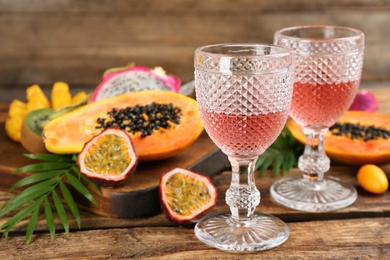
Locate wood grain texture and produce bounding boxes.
[0,0,390,103]
[0,218,388,259]
[0,167,389,233]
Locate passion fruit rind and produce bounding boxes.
[77,127,138,187]
[159,168,217,227]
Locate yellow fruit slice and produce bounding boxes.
[27,100,50,112]
[5,116,24,142]
[71,91,88,104]
[26,84,50,108]
[51,82,72,109]
[5,99,27,142]
[8,99,27,118]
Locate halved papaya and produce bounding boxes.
[287,111,390,165]
[43,91,204,161]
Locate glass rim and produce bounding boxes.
[275,25,364,42]
[195,43,293,58]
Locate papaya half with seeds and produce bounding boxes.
[287,111,390,166]
[43,90,204,161]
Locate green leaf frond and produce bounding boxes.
[256,126,304,177]
[0,153,100,244]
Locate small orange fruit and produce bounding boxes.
[357,164,388,194]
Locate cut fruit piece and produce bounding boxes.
[349,89,378,112]
[5,99,28,142]
[26,84,50,109]
[7,99,27,118]
[43,91,204,161]
[287,111,390,165]
[21,108,53,153]
[159,168,217,226]
[21,96,90,154]
[71,91,88,104]
[51,82,72,109]
[91,64,181,101]
[5,116,24,142]
[77,128,138,186]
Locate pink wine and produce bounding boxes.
[200,110,289,157]
[290,81,359,128]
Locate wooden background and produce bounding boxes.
[0,0,390,103]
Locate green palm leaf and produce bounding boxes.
[26,202,40,244]
[9,170,64,192]
[1,180,56,216]
[44,197,55,240]
[0,153,100,243]
[13,162,75,173]
[51,190,69,234]
[256,126,304,176]
[65,172,97,206]
[1,197,45,240]
[24,153,74,162]
[59,182,81,229]
[272,153,285,177]
[72,165,101,193]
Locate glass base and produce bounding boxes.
[194,211,289,252]
[270,176,357,212]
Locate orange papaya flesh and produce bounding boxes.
[287,111,390,166]
[43,91,204,161]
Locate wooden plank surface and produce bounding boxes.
[1,166,388,233]
[0,218,388,259]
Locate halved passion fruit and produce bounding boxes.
[159,168,217,226]
[77,128,138,186]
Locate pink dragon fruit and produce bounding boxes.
[91,64,181,101]
[349,89,378,112]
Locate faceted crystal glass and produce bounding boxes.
[271,26,364,212]
[194,44,294,252]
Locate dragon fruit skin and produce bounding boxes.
[91,65,181,101]
[349,89,378,112]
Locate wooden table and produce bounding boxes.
[0,87,390,259]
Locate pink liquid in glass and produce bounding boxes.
[290,81,359,128]
[200,110,289,157]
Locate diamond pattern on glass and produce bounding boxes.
[195,68,293,157]
[275,29,364,128]
[294,54,363,85]
[225,185,260,209]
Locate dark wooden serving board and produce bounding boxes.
[0,105,229,219]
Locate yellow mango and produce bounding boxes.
[26,84,50,108]
[51,82,72,109]
[71,91,88,104]
[5,116,23,142]
[27,99,50,112]
[8,99,27,118]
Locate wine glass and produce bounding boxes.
[194,43,294,252]
[270,25,364,212]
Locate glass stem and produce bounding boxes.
[298,127,330,182]
[225,156,260,221]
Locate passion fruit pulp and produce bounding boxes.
[77,128,138,186]
[159,168,217,226]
